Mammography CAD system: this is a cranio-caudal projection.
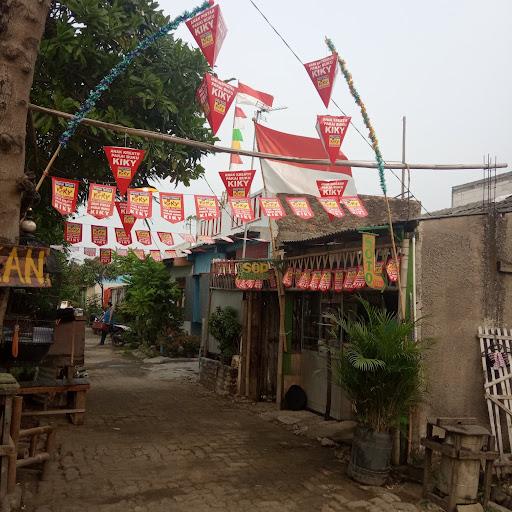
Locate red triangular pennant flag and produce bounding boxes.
[104,147,145,195]
[304,54,338,108]
[316,115,350,164]
[115,201,136,234]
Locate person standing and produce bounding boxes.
[99,301,115,345]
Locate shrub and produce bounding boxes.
[208,306,241,363]
[161,334,200,358]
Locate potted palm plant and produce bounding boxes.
[327,298,425,485]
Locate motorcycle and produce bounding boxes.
[110,324,130,346]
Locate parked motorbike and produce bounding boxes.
[110,324,130,346]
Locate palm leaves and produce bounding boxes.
[328,298,426,432]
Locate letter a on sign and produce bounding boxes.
[196,74,237,135]
[304,54,338,108]
[316,115,351,164]
[186,4,227,68]
[104,147,145,195]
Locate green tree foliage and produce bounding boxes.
[29,0,214,242]
[208,306,241,363]
[327,298,427,433]
[115,253,182,346]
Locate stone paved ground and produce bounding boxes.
[21,332,426,512]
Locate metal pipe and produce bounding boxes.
[29,104,508,171]
[401,116,406,198]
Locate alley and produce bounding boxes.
[22,333,422,512]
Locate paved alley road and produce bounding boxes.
[23,333,423,512]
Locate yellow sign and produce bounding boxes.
[237,261,271,280]
[362,234,385,290]
[0,246,51,288]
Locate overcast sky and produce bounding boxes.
[72,0,512,253]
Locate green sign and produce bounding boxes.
[237,260,271,280]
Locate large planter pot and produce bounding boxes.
[348,426,392,486]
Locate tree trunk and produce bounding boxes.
[0,0,51,324]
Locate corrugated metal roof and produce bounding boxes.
[420,195,512,220]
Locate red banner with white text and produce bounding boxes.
[87,183,116,219]
[64,222,82,244]
[115,228,132,246]
[194,195,220,220]
[316,115,350,164]
[104,146,145,195]
[159,193,184,224]
[157,232,174,246]
[219,170,255,197]
[228,197,255,223]
[304,54,338,108]
[91,225,108,247]
[51,177,79,215]
[135,230,152,246]
[115,201,136,234]
[127,189,153,219]
[99,248,112,265]
[286,197,314,219]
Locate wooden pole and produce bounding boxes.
[7,397,22,493]
[34,144,62,192]
[28,104,508,171]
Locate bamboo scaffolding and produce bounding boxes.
[29,104,507,172]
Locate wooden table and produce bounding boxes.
[17,379,90,425]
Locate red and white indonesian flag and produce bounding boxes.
[255,123,356,197]
[237,82,274,109]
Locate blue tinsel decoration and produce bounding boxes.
[59,1,211,147]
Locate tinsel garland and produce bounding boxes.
[58,1,211,147]
[325,38,387,195]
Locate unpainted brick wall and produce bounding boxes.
[199,357,238,396]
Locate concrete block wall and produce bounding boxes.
[199,357,238,396]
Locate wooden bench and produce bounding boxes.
[17,379,90,425]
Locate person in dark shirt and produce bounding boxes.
[99,302,114,345]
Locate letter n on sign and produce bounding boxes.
[0,245,51,288]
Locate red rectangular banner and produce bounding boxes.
[99,248,112,265]
[286,197,314,219]
[157,232,174,246]
[117,248,128,257]
[104,146,145,195]
[194,195,220,220]
[309,271,322,291]
[51,177,79,215]
[64,222,82,244]
[198,235,215,244]
[259,197,286,219]
[319,271,332,292]
[115,227,132,246]
[219,170,255,197]
[317,197,345,219]
[341,196,368,217]
[186,4,227,68]
[179,233,196,243]
[165,250,178,258]
[304,53,338,108]
[84,247,97,257]
[343,267,358,291]
[127,189,153,219]
[87,183,116,219]
[159,193,184,224]
[316,179,348,198]
[316,115,351,164]
[91,225,108,247]
[132,249,145,260]
[196,73,237,135]
[115,201,136,234]
[135,230,152,246]
[333,270,344,292]
[150,250,162,262]
[228,197,255,223]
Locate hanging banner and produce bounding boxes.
[194,195,220,220]
[259,197,286,219]
[165,250,178,258]
[87,183,116,219]
[64,222,82,244]
[84,247,97,258]
[309,271,322,291]
[159,192,184,224]
[135,230,152,246]
[91,225,108,247]
[304,53,338,108]
[297,270,312,289]
[127,189,153,219]
[185,4,227,68]
[353,267,366,289]
[150,250,162,262]
[196,73,237,135]
[286,197,314,219]
[51,177,79,215]
[99,248,112,265]
[319,271,332,292]
[179,233,196,243]
[115,201,136,234]
[386,257,400,283]
[282,268,294,288]
[316,115,351,164]
[132,249,145,260]
[341,196,368,217]
[117,248,128,257]
[115,227,132,246]
[103,146,145,195]
[316,179,349,198]
[198,235,215,244]
[219,170,255,197]
[333,270,344,292]
[362,233,385,290]
[317,197,345,219]
[343,267,358,291]
[228,197,255,223]
[157,232,174,246]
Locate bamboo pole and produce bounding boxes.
[35,144,61,192]
[29,104,508,172]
